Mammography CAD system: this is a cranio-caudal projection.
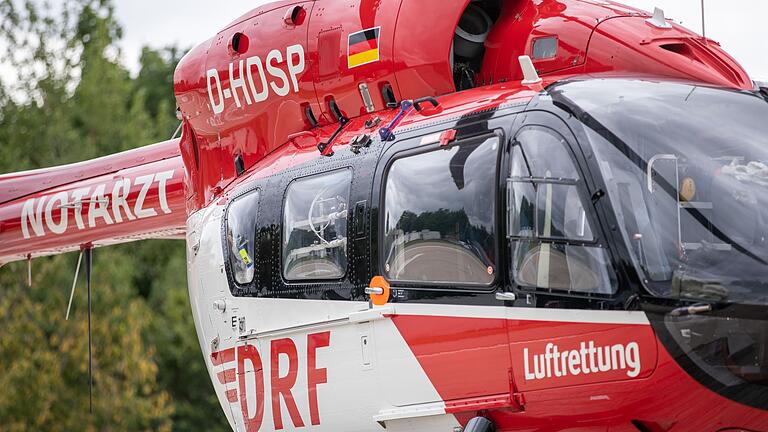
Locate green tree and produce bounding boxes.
[135,46,185,139]
[0,0,228,430]
[0,250,173,431]
[143,245,230,432]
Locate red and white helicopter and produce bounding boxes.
[2,0,768,430]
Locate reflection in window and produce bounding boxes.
[383,136,499,285]
[508,127,616,294]
[510,181,592,240]
[283,170,351,280]
[572,79,768,304]
[226,190,260,285]
[532,36,558,59]
[513,128,579,179]
[513,242,614,292]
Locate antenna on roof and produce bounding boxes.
[646,7,672,29]
[700,0,707,39]
[518,56,541,86]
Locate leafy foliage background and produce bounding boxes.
[0,1,229,430]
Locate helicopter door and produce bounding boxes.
[189,204,241,424]
[503,115,658,412]
[218,189,263,431]
[374,129,517,416]
[200,267,241,421]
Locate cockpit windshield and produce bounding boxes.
[551,79,768,305]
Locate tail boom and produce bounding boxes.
[0,140,187,266]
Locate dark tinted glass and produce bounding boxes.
[383,136,499,285]
[283,170,352,280]
[226,190,260,284]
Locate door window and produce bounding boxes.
[382,135,500,286]
[507,127,616,294]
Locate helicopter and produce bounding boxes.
[2,0,768,430]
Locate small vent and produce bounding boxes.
[660,43,700,62]
[304,105,318,128]
[328,98,343,121]
[290,6,305,25]
[354,200,367,238]
[234,154,245,177]
[631,419,674,432]
[284,5,306,26]
[191,132,200,170]
[231,32,249,55]
[757,81,768,99]
[380,83,397,108]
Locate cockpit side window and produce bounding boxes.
[382,134,500,287]
[283,169,352,281]
[507,126,616,295]
[225,189,260,285]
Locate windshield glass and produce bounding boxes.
[551,79,768,305]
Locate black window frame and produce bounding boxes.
[507,125,600,247]
[379,130,504,292]
[281,167,354,283]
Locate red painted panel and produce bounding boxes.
[481,0,602,83]
[220,0,314,34]
[393,314,768,430]
[0,151,186,265]
[508,323,658,392]
[393,0,468,99]
[585,16,753,90]
[307,0,402,121]
[392,315,513,401]
[176,1,317,208]
[484,338,768,431]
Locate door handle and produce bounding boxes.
[495,292,517,302]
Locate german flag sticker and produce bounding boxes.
[348,27,381,69]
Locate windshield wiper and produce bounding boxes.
[670,303,712,317]
[549,89,768,268]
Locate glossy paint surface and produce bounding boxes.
[173,0,754,213]
[0,140,186,265]
[2,0,766,430]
